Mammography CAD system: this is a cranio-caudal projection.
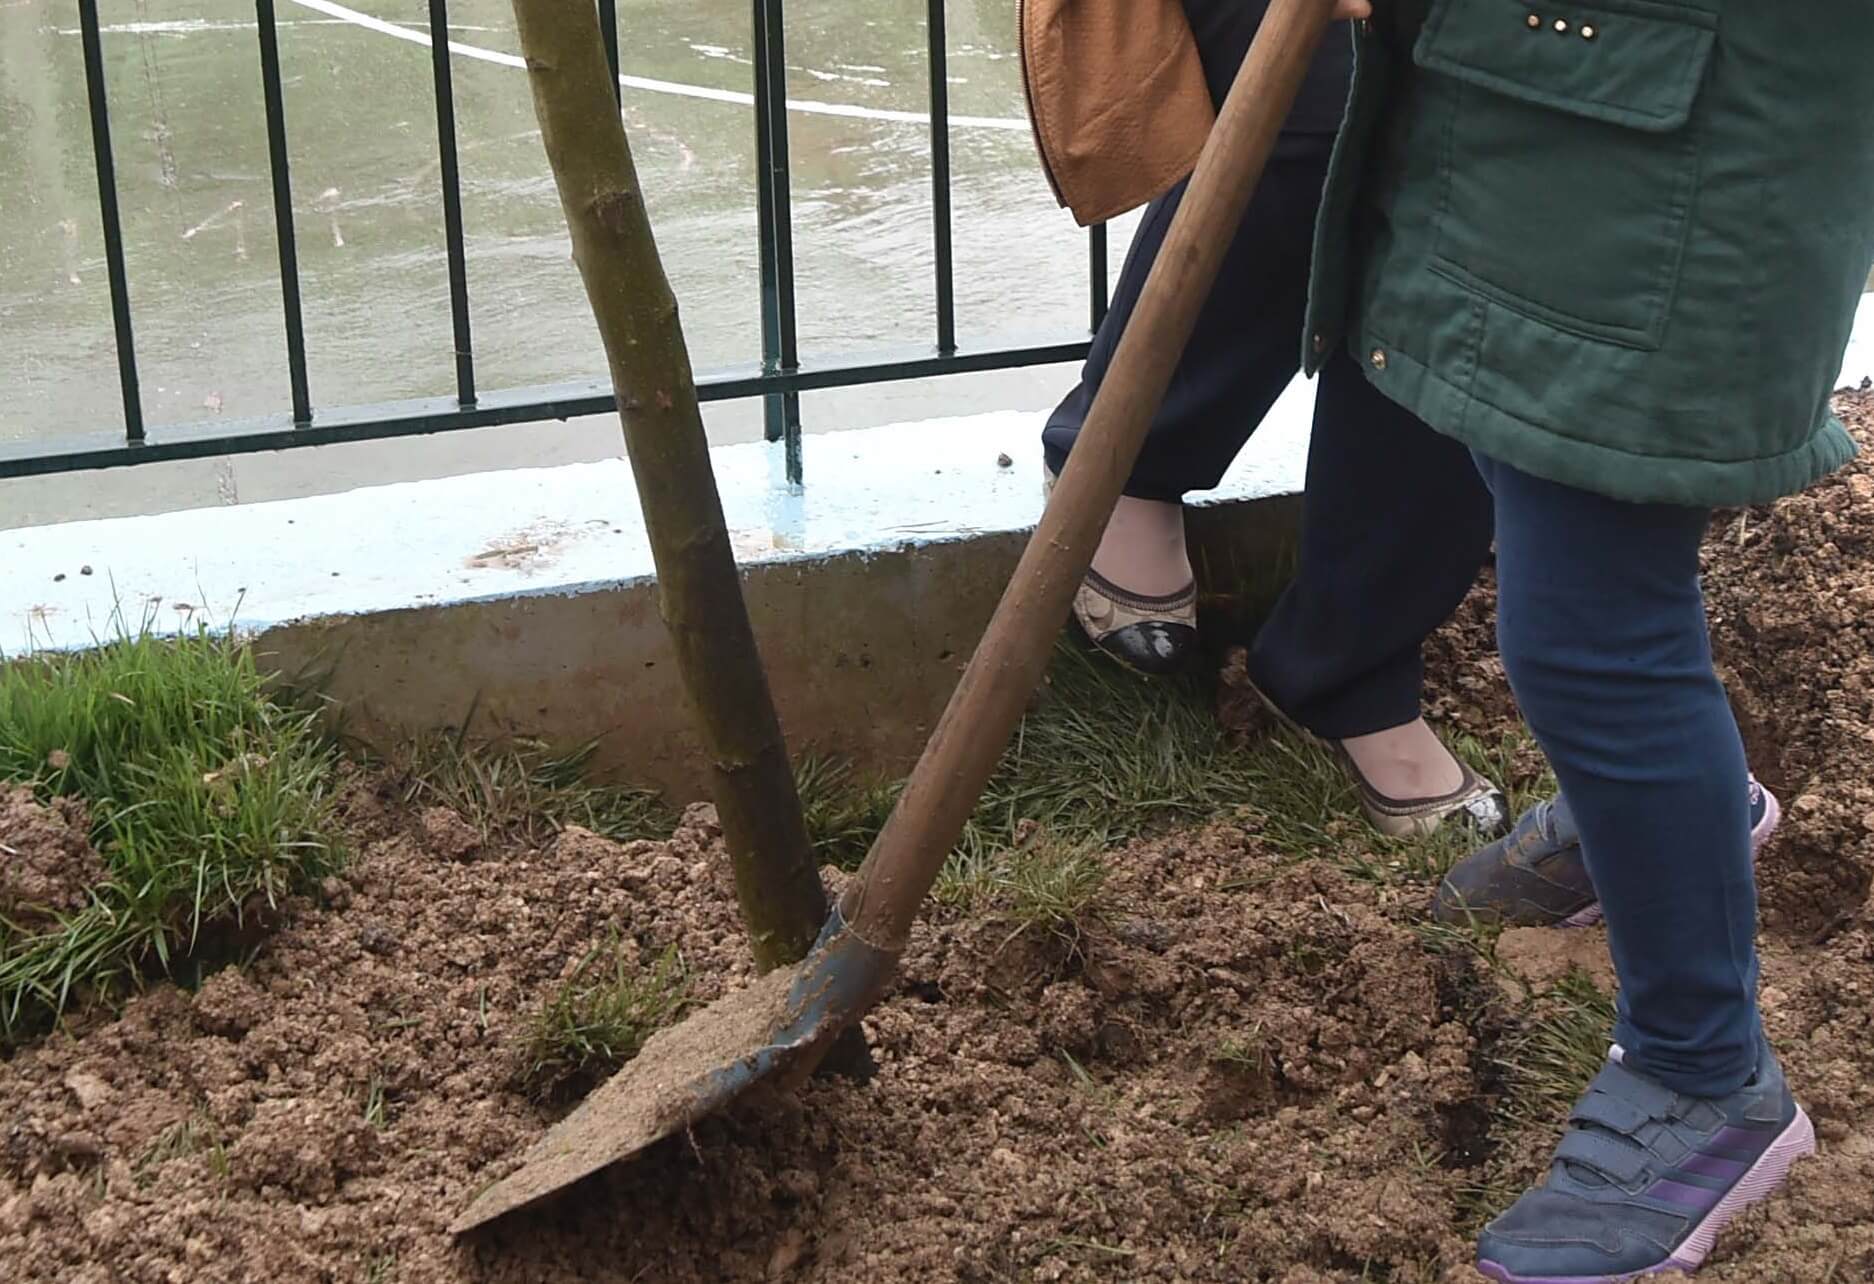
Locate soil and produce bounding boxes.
[0,787,107,927]
[1,397,1871,1284]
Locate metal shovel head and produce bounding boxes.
[450,910,889,1234]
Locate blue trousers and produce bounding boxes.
[1478,454,1761,1098]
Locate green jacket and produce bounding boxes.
[1305,0,1874,507]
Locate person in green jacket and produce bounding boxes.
[1305,1,1874,1280]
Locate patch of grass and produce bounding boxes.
[794,753,899,870]
[362,1073,391,1130]
[930,826,1109,951]
[520,938,694,1098]
[1002,835,1109,945]
[788,643,1272,880]
[975,642,1260,849]
[394,731,670,847]
[0,626,341,1045]
[930,836,1001,914]
[1456,968,1616,1228]
[134,1115,229,1187]
[1492,969,1616,1128]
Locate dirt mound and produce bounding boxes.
[0,396,1870,1283]
[0,788,105,926]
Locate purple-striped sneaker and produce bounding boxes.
[1476,1042,1815,1282]
[1433,778,1779,929]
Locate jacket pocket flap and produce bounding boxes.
[1415,0,1716,133]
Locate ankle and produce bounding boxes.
[1090,496,1191,597]
[1339,719,1466,800]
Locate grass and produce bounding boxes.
[0,626,341,1045]
[519,937,694,1098]
[932,825,1111,952]
[789,640,1554,917]
[1491,969,1617,1129]
[134,1115,230,1187]
[794,753,900,870]
[1456,967,1617,1228]
[393,730,671,848]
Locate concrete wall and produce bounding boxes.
[259,497,1298,799]
[3,400,1315,798]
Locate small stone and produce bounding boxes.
[53,574,65,583]
[996,452,1013,469]
[63,1072,112,1111]
[1792,794,1825,816]
[767,1227,808,1278]
[357,921,399,956]
[319,877,351,911]
[79,566,93,576]
[46,749,71,771]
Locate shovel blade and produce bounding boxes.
[450,912,889,1234]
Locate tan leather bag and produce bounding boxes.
[1018,0,1215,227]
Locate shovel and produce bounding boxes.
[451,0,1336,1234]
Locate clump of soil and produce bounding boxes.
[0,397,1870,1284]
[0,788,106,926]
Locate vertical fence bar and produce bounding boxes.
[427,0,476,407]
[77,0,145,443]
[926,0,956,356]
[255,0,312,426]
[1088,223,1109,333]
[599,0,621,106]
[752,0,803,483]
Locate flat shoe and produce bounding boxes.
[1070,569,1200,675]
[1233,667,1509,841]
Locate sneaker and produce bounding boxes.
[1476,1042,1815,1282]
[1433,779,1779,928]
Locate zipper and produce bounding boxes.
[1015,0,1068,208]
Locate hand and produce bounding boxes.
[1333,0,1373,18]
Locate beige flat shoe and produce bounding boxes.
[1071,570,1200,675]
[1045,463,1200,676]
[1333,747,1509,840]
[1228,658,1509,841]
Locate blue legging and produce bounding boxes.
[1477,453,1761,1099]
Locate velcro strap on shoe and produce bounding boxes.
[1570,1090,1654,1136]
[1555,1128,1651,1187]
[1588,1059,1679,1119]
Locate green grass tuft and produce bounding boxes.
[794,753,900,870]
[134,1115,229,1187]
[974,642,1259,849]
[1492,969,1617,1129]
[0,626,341,1044]
[394,731,671,848]
[520,938,694,1098]
[1457,968,1617,1228]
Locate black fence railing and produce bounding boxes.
[0,0,1110,484]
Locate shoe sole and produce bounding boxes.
[1561,785,1781,930]
[1475,1106,1817,1283]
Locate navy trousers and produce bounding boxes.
[1041,134,1493,739]
[1480,453,1761,1098]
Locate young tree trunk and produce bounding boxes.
[508,0,828,974]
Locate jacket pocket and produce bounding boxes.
[1415,0,1718,349]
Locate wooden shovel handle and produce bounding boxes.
[842,0,1337,946]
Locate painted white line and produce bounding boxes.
[287,0,1030,133]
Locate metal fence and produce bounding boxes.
[0,0,1110,483]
